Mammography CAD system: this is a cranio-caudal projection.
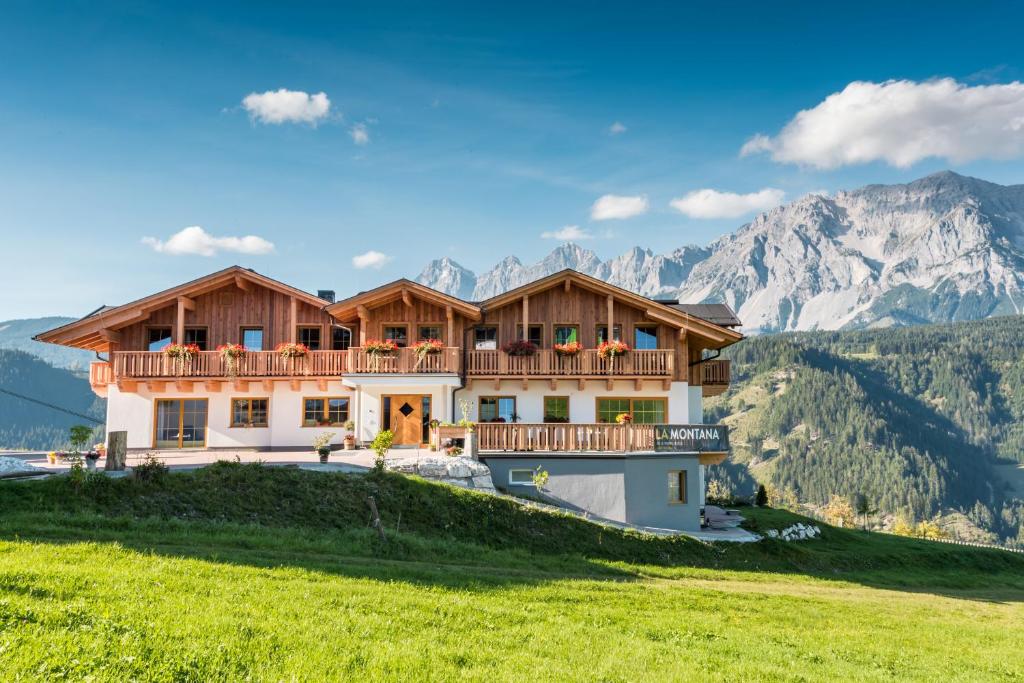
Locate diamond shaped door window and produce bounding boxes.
[398,402,414,417]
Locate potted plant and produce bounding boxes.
[343,420,356,450]
[553,341,583,357]
[410,338,443,369]
[84,450,101,472]
[312,432,335,463]
[276,342,309,359]
[501,339,537,357]
[217,343,247,378]
[615,412,633,425]
[164,343,201,375]
[597,340,630,372]
[363,339,399,372]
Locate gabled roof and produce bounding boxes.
[479,269,743,347]
[34,266,331,352]
[325,278,482,322]
[669,303,742,328]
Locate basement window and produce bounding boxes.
[509,469,534,486]
[668,470,688,504]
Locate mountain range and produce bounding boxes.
[417,171,1024,332]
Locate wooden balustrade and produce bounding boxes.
[465,349,673,377]
[347,347,460,374]
[476,422,656,453]
[700,359,730,396]
[88,361,114,395]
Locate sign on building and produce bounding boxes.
[654,424,729,453]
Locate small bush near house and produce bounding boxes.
[133,454,168,483]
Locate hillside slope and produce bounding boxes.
[0,317,92,370]
[707,315,1024,544]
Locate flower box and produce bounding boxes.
[501,340,537,357]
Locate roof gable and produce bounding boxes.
[325,279,481,322]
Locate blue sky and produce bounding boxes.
[3,0,1024,318]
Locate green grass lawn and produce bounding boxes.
[1,462,1022,681]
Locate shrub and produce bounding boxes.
[755,484,768,507]
[371,430,394,473]
[133,454,168,483]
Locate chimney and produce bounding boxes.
[318,289,335,303]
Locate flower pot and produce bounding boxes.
[85,457,98,472]
[317,446,331,463]
[343,437,356,451]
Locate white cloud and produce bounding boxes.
[141,226,275,256]
[351,250,392,269]
[608,121,627,135]
[350,122,370,145]
[669,188,786,219]
[241,89,331,125]
[741,78,1024,169]
[590,194,649,220]
[541,225,593,240]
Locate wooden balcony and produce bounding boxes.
[347,347,461,374]
[466,349,674,380]
[89,361,114,397]
[477,423,656,453]
[700,359,731,396]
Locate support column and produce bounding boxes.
[606,294,614,341]
[446,305,454,346]
[289,297,298,343]
[175,298,186,344]
[522,295,529,340]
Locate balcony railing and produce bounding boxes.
[700,359,730,396]
[103,347,461,382]
[477,423,656,453]
[466,349,674,377]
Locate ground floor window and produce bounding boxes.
[596,397,666,424]
[480,396,517,423]
[303,397,349,427]
[509,469,534,485]
[154,399,208,448]
[668,470,688,504]
[543,396,569,423]
[231,397,269,427]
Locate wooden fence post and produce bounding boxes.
[105,431,127,471]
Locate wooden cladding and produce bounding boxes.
[465,349,673,377]
[476,423,656,453]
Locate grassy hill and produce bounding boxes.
[0,463,1022,680]
[0,349,105,450]
[708,314,1024,545]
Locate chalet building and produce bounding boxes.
[37,266,742,531]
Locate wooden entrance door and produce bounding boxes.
[387,395,429,445]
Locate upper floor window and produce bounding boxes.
[516,324,543,347]
[298,326,321,350]
[544,396,569,423]
[184,327,208,351]
[596,324,622,344]
[383,325,408,347]
[147,327,172,352]
[241,327,264,351]
[473,325,498,350]
[634,325,658,350]
[331,327,351,351]
[553,325,579,346]
[418,325,443,342]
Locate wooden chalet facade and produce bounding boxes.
[36,266,741,453]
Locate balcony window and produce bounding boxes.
[418,325,443,342]
[184,327,208,351]
[331,327,351,350]
[231,398,269,427]
[147,327,172,352]
[480,396,516,423]
[241,327,264,351]
[597,397,666,424]
[634,325,658,350]
[543,396,569,423]
[668,470,688,504]
[553,325,579,345]
[473,326,498,350]
[303,397,349,427]
[298,326,322,351]
[383,325,408,347]
[516,324,543,347]
[596,324,622,344]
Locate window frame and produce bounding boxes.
[508,469,535,486]
[296,325,322,351]
[230,397,270,428]
[381,323,409,348]
[543,396,570,423]
[183,326,209,351]
[301,396,350,427]
[515,323,544,347]
[595,324,623,344]
[479,395,517,423]
[240,326,264,351]
[146,326,173,352]
[633,324,659,351]
[331,326,352,351]
[417,325,444,343]
[668,470,688,504]
[595,397,668,424]
[553,324,580,346]
[473,325,499,350]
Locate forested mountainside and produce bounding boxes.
[706,315,1024,544]
[0,317,92,370]
[0,349,105,450]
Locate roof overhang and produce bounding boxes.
[326,279,481,322]
[34,266,331,353]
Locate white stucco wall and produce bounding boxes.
[342,376,459,443]
[106,381,353,450]
[687,386,703,424]
[457,379,693,424]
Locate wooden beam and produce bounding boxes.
[466,377,473,390]
[357,305,369,346]
[175,297,186,344]
[177,295,196,312]
[146,380,166,392]
[317,378,328,391]
[233,380,248,392]
[289,297,298,343]
[289,379,301,391]
[607,294,614,341]
[117,380,137,392]
[446,305,454,345]
[521,377,528,390]
[493,377,500,390]
[634,378,643,391]
[98,329,122,344]
[549,378,557,390]
[606,378,614,391]
[699,452,728,466]
[578,378,586,391]
[175,380,193,393]
[564,278,571,293]
[262,379,274,392]
[522,295,529,339]
[205,381,222,392]
[401,289,413,307]
[662,378,672,391]
[234,275,251,292]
